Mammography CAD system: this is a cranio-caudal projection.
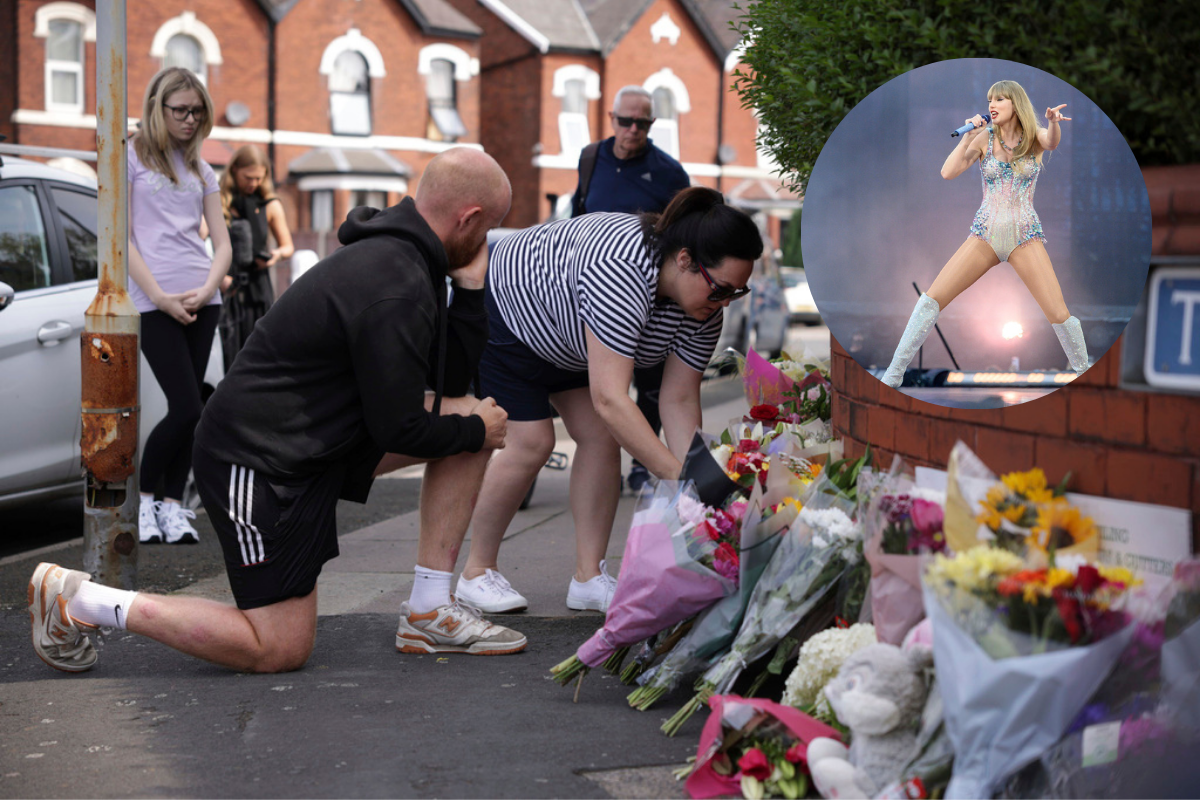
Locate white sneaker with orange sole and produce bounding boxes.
[395,600,527,655]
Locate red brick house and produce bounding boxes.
[443,0,798,239]
[1,0,484,257]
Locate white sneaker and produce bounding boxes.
[566,559,618,613]
[28,563,98,673]
[395,600,527,655]
[156,501,199,544]
[139,495,163,544]
[456,569,528,613]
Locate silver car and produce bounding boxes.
[0,156,222,509]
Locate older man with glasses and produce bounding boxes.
[567,85,693,496]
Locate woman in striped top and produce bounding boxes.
[455,187,763,614]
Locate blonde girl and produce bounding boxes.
[882,80,1083,388]
[217,145,293,368]
[127,67,231,543]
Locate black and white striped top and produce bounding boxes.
[489,213,723,372]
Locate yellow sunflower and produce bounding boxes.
[1001,468,1055,504]
[1029,502,1096,553]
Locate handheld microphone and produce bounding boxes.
[951,111,991,138]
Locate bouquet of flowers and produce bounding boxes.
[1162,558,1200,730]
[781,623,877,721]
[922,545,1138,798]
[549,482,737,693]
[861,459,947,645]
[664,487,863,736]
[683,694,840,800]
[629,476,802,710]
[741,348,831,412]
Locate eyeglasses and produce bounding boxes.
[614,115,654,132]
[695,260,751,302]
[164,103,206,122]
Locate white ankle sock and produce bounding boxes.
[409,566,452,613]
[67,580,138,629]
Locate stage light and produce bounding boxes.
[1002,321,1024,340]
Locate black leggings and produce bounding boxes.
[139,306,220,498]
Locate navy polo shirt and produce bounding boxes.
[572,138,691,216]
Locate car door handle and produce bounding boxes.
[37,320,75,345]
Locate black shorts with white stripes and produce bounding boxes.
[192,445,343,610]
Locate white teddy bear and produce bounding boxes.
[807,642,933,799]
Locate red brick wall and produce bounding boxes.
[830,325,1200,551]
[721,58,761,171]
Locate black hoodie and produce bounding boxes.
[195,198,487,502]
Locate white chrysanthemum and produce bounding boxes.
[799,507,859,544]
[782,623,877,710]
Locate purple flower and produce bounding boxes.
[1119,715,1172,758]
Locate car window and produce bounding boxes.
[0,185,52,292]
[50,186,98,283]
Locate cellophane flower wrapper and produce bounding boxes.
[686,694,840,800]
[875,675,955,800]
[921,576,1134,799]
[698,483,860,698]
[862,458,948,645]
[632,476,799,706]
[741,348,831,409]
[680,429,750,508]
[575,481,737,668]
[1162,558,1200,731]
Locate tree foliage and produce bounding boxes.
[732,0,1200,192]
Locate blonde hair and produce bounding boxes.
[220,145,277,223]
[133,67,214,185]
[987,80,1043,161]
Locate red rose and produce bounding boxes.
[737,438,761,453]
[1076,564,1103,594]
[749,404,780,421]
[784,743,805,764]
[737,748,773,781]
[697,521,721,542]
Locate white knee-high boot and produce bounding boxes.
[882,294,940,388]
[1052,316,1089,375]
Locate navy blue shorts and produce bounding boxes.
[478,285,589,421]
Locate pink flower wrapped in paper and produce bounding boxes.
[742,349,830,408]
[550,482,738,692]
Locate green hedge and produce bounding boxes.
[733,0,1200,191]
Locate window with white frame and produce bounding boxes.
[650,87,679,159]
[329,50,371,136]
[426,59,466,142]
[558,79,590,156]
[45,19,84,112]
[164,34,206,82]
[311,191,333,233]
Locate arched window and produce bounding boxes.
[45,19,84,112]
[329,50,371,136]
[552,65,599,156]
[34,2,96,113]
[164,34,205,81]
[650,87,679,159]
[418,44,475,143]
[149,12,222,85]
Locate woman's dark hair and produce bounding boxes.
[641,186,763,272]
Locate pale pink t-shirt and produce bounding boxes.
[127,142,220,314]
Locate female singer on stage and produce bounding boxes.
[881,80,1084,388]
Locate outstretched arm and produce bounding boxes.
[1038,104,1070,151]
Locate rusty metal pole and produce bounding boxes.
[83,0,139,588]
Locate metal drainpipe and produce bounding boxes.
[83,0,139,589]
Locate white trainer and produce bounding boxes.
[455,569,528,613]
[139,495,163,544]
[156,501,199,544]
[566,559,618,613]
[395,600,527,655]
[28,563,98,673]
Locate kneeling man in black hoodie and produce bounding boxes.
[28,148,523,675]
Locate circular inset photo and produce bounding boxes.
[802,58,1151,408]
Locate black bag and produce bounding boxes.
[228,218,254,272]
[678,431,747,508]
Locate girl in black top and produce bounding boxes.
[218,145,294,369]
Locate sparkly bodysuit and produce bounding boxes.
[968,128,1046,261]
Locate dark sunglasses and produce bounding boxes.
[614,115,653,132]
[696,260,751,302]
[164,103,206,122]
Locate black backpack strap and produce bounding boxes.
[571,141,601,217]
